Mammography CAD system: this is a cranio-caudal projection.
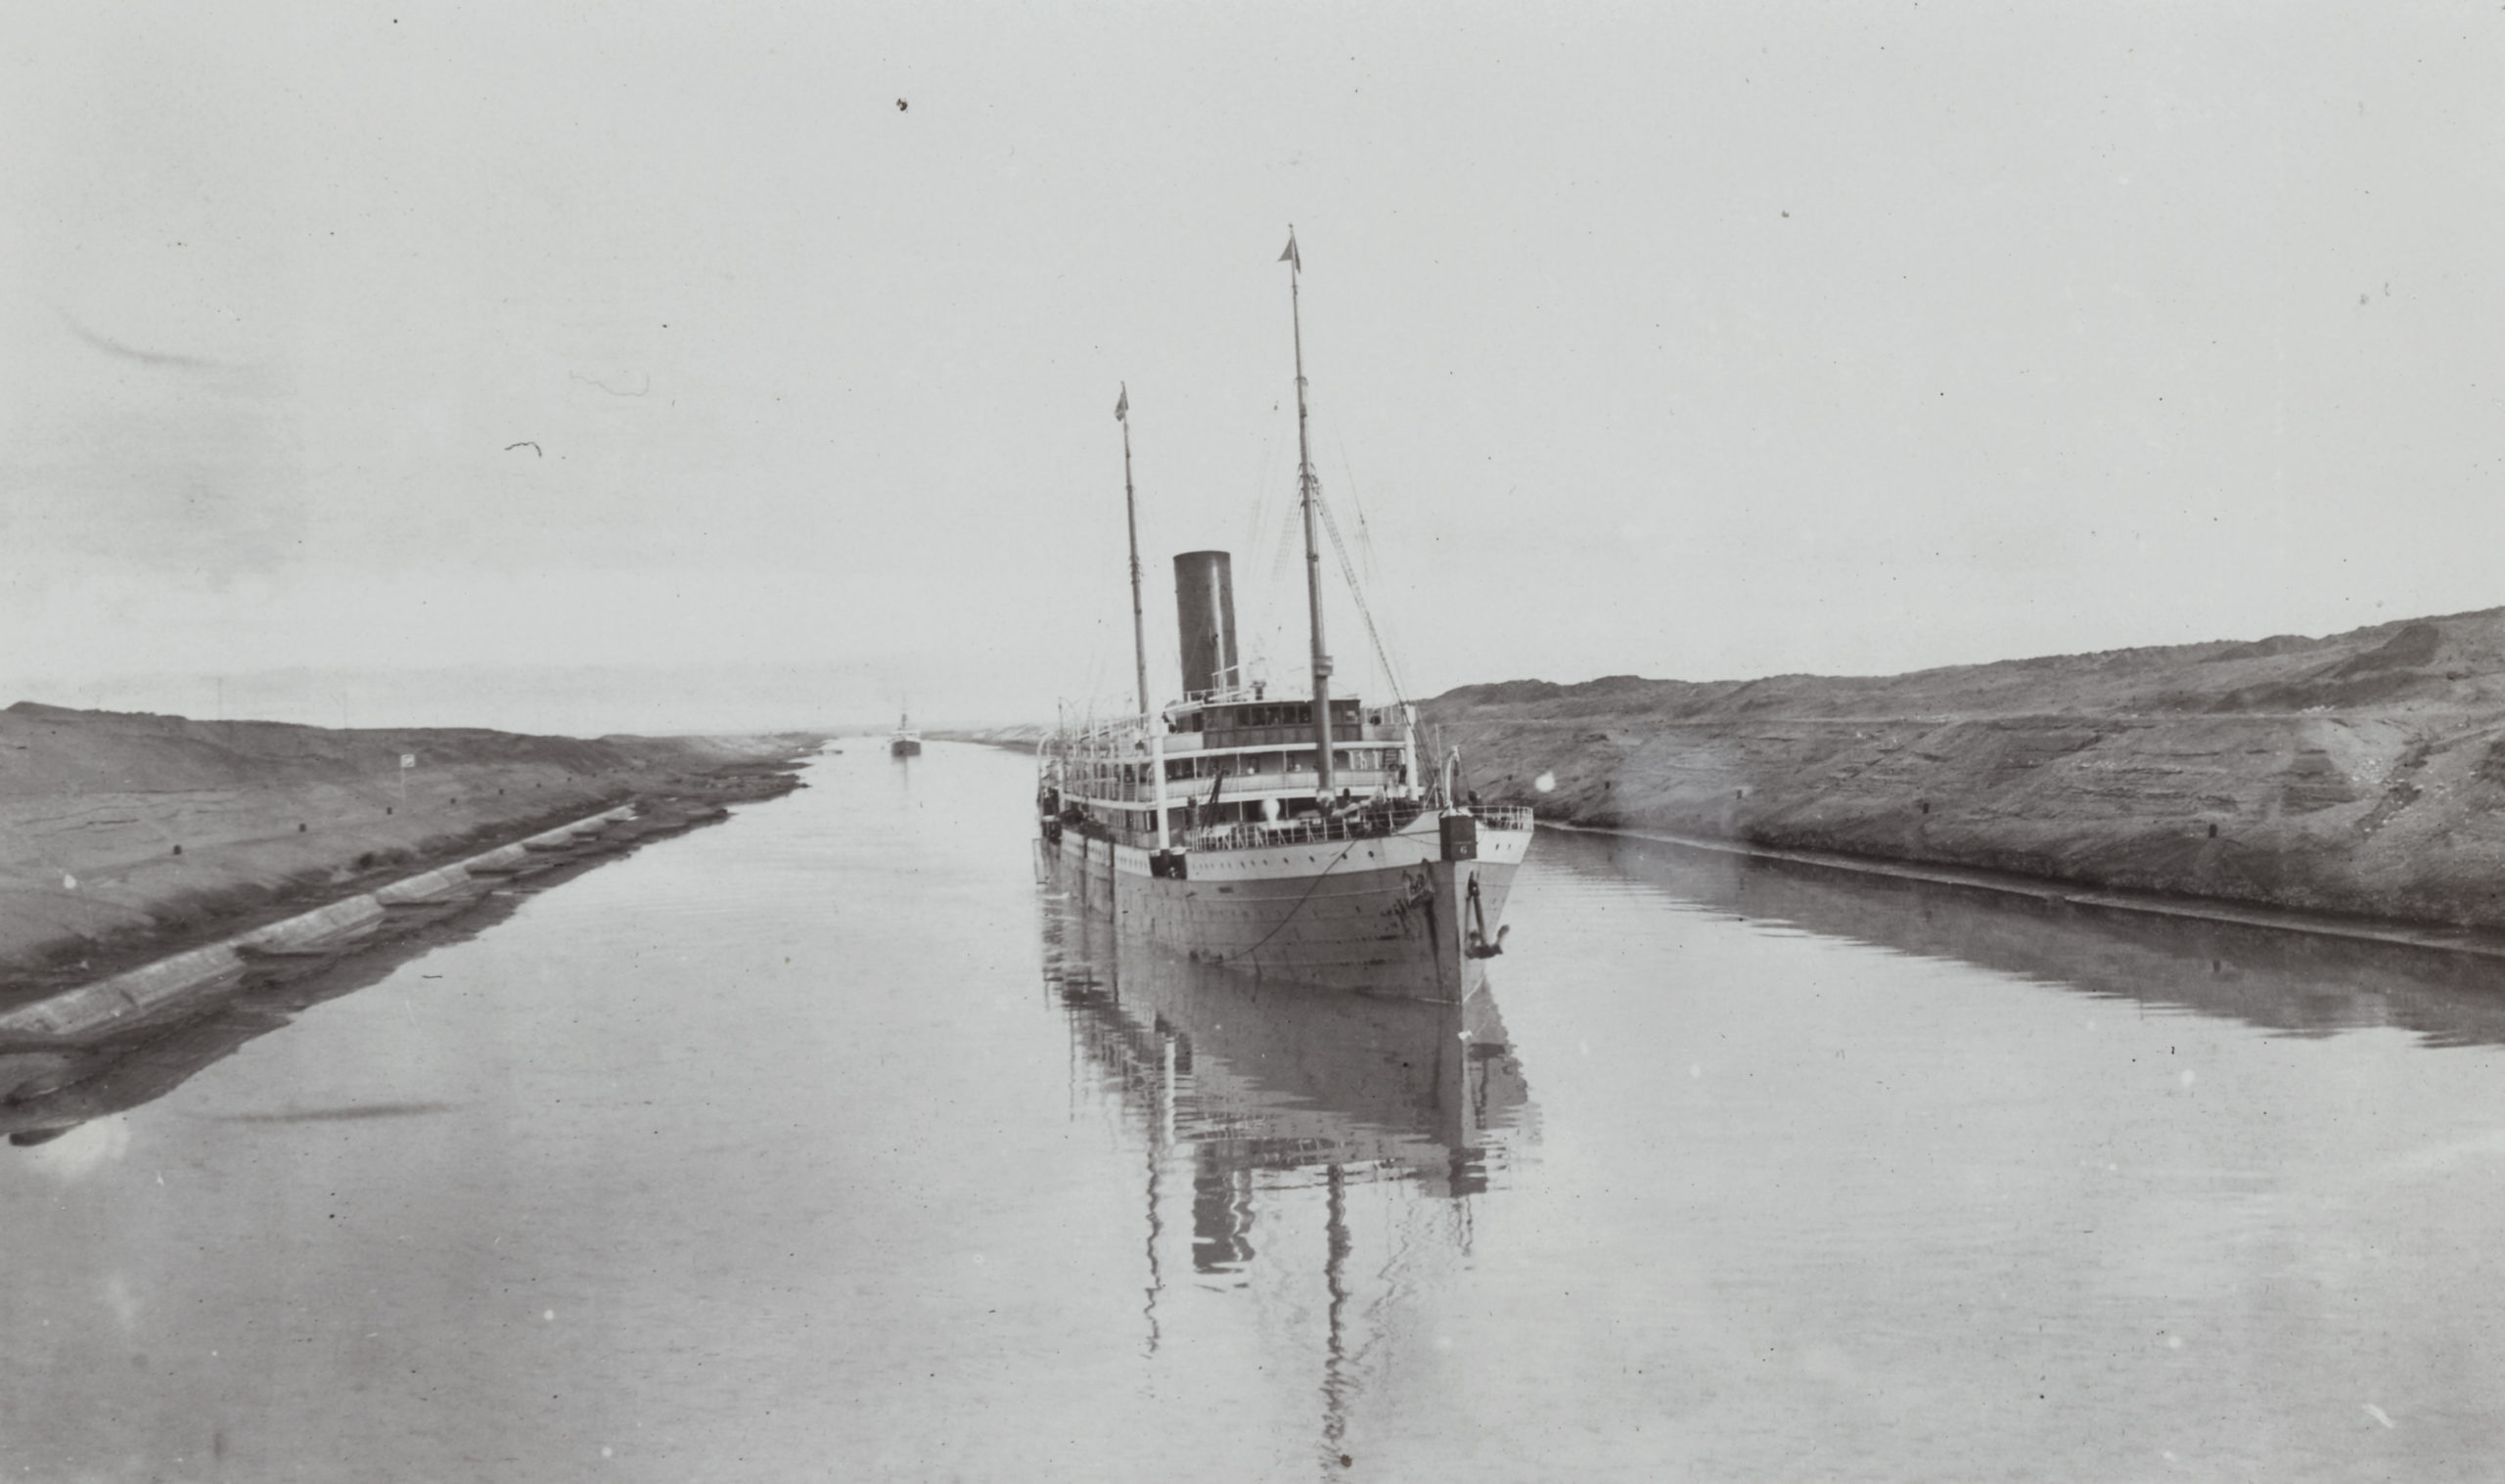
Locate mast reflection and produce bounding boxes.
[1036,886,1532,1468]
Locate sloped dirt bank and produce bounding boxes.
[1425,608,2505,934]
[0,701,815,989]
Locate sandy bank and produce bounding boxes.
[0,701,816,990]
[1425,607,2505,936]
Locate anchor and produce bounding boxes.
[1463,871,1508,959]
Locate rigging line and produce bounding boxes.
[1266,498,1301,587]
[1079,626,1110,724]
[1330,427,1386,583]
[1323,511,1400,705]
[1315,490,1409,707]
[1241,427,1283,559]
[1257,507,1300,666]
[1328,430,1414,691]
[1248,503,1300,685]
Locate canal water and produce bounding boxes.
[9,742,2505,1480]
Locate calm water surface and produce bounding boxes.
[10,742,2505,1480]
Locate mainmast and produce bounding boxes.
[1283,228,1336,796]
[1117,383,1150,721]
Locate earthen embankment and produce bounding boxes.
[0,701,816,990]
[1424,608,2505,933]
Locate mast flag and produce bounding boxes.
[1115,384,1128,423]
[1278,231,1300,271]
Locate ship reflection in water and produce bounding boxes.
[1036,886,1531,1460]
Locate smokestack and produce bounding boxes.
[1172,551,1238,697]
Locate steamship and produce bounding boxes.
[1035,233,1531,1001]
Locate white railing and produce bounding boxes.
[1177,683,1263,706]
[1053,799,1529,856]
[1189,802,1532,853]
[1192,801,1429,854]
[1060,769,1397,807]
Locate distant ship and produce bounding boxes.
[1037,232,1531,1001]
[888,712,922,757]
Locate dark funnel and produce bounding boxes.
[1173,551,1239,697]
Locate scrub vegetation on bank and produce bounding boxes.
[1423,607,2505,934]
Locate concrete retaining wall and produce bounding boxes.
[0,945,250,1038]
[375,867,474,906]
[237,896,386,954]
[0,805,635,1043]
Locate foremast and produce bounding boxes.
[1116,382,1171,850]
[1116,383,1150,723]
[1283,227,1337,798]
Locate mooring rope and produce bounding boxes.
[1216,834,1367,964]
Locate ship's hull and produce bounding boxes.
[1042,817,1525,1002]
[889,739,921,756]
[1043,892,1528,1195]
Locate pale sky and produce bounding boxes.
[5,3,2500,734]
